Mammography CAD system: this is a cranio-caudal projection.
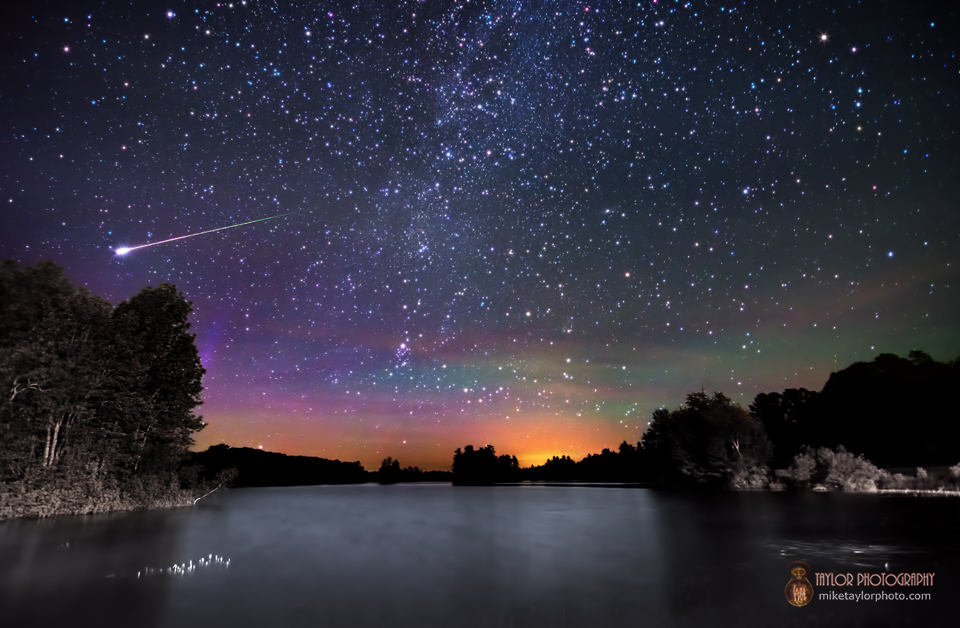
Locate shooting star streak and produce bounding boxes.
[115,213,291,255]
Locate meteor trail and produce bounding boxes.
[114,212,291,255]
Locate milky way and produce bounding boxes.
[2,0,957,469]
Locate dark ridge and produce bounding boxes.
[190,444,369,487]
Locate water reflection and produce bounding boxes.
[0,486,956,627]
[763,540,923,569]
[132,555,230,579]
[0,505,192,627]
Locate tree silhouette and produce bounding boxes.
[749,388,820,468]
[537,455,578,481]
[378,457,401,483]
[113,284,206,474]
[452,445,518,484]
[643,391,771,487]
[1,287,123,477]
[0,261,215,518]
[519,441,649,482]
[751,351,960,468]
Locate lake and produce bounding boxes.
[1,484,957,627]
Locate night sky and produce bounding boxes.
[2,0,957,470]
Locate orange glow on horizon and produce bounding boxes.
[193,404,647,473]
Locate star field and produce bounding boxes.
[2,0,957,470]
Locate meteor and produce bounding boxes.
[114,212,290,255]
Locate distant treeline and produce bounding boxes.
[198,350,960,491]
[519,442,647,484]
[448,351,960,490]
[191,445,367,487]
[4,261,958,518]
[206,350,960,490]
[376,456,453,483]
[184,448,454,487]
[0,261,230,519]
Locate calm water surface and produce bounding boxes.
[1,485,957,627]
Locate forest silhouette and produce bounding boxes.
[2,260,958,519]
[191,351,960,491]
[0,261,232,518]
[450,352,960,489]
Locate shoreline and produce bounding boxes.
[877,488,960,497]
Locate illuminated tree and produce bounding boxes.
[643,391,771,486]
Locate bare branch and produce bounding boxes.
[9,378,45,401]
[193,482,225,505]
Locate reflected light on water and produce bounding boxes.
[131,554,231,579]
